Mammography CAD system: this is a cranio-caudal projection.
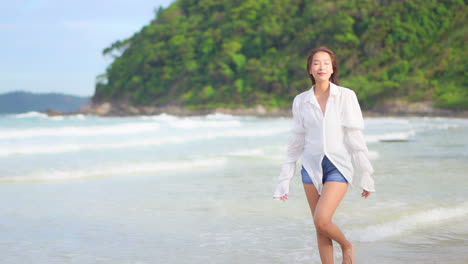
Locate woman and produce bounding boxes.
[272,46,375,264]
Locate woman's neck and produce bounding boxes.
[314,81,330,95]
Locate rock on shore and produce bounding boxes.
[55,99,468,118]
[78,101,291,117]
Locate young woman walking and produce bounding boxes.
[273,46,376,264]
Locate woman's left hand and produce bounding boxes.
[361,190,371,198]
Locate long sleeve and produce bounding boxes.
[344,128,375,192]
[342,90,376,192]
[272,96,306,199]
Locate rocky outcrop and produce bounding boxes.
[79,100,468,117]
[368,100,468,117]
[78,101,291,117]
[63,100,468,118]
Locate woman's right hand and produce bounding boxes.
[280,194,288,201]
[361,190,371,198]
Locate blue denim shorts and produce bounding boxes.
[301,156,348,184]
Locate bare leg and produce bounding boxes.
[303,184,334,264]
[314,182,354,264]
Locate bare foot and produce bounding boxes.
[342,243,354,264]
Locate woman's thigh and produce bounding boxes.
[314,182,348,222]
[303,184,320,216]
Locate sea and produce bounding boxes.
[0,112,467,264]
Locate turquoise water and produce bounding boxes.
[1,112,467,263]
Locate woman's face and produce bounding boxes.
[309,51,334,84]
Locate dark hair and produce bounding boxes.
[306,46,339,85]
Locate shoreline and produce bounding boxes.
[42,100,468,119]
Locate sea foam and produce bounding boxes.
[0,157,227,182]
[205,113,243,120]
[366,130,416,143]
[12,111,48,118]
[0,127,290,156]
[346,201,468,242]
[140,113,179,121]
[0,122,161,139]
[167,119,242,129]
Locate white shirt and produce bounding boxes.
[273,82,375,198]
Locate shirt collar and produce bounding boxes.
[307,82,339,105]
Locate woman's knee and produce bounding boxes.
[313,216,331,234]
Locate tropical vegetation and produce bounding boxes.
[94,0,467,110]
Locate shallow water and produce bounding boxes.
[1,112,467,263]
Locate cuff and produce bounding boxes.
[273,180,290,199]
[272,162,296,199]
[360,173,376,192]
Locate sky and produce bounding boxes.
[0,0,174,97]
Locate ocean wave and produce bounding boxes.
[346,201,468,242]
[366,130,416,143]
[167,119,242,129]
[0,127,290,156]
[0,122,161,139]
[12,111,48,118]
[0,157,227,182]
[140,113,179,121]
[416,123,465,130]
[227,148,266,157]
[48,116,64,121]
[205,113,237,119]
[73,114,87,120]
[204,113,252,120]
[141,114,243,128]
[11,112,77,120]
[365,117,411,125]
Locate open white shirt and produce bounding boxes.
[273,82,375,199]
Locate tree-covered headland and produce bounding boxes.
[93,0,467,111]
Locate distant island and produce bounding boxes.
[0,91,90,114]
[86,0,466,116]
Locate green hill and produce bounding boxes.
[93,0,467,111]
